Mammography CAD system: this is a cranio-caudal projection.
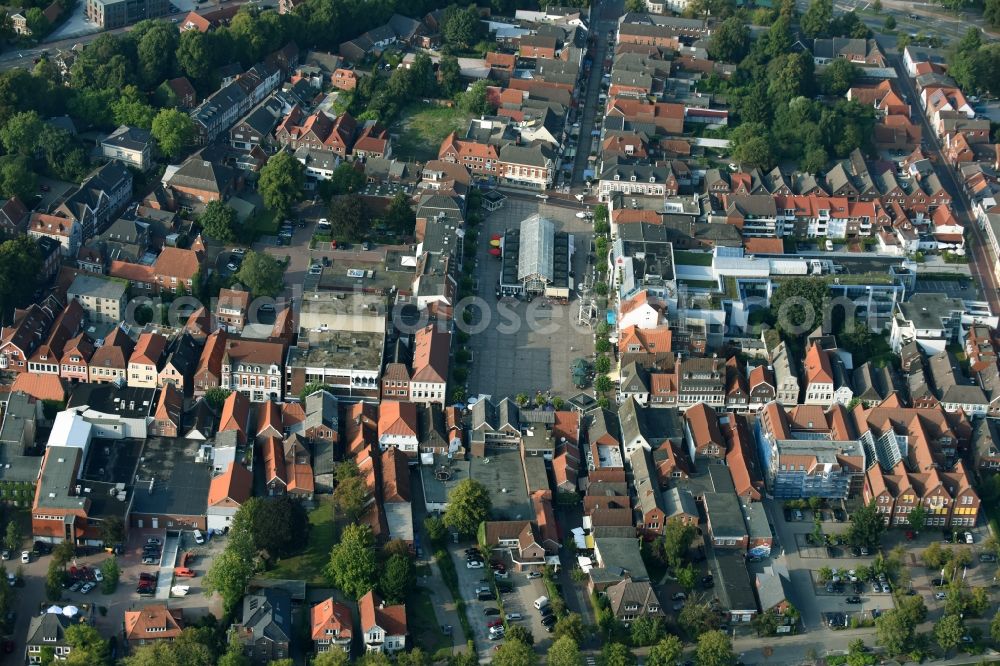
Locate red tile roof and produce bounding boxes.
[208,462,252,506]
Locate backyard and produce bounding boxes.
[407,587,451,655]
[391,103,473,162]
[263,497,336,585]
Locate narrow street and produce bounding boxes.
[888,53,1000,314]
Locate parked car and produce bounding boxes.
[467,560,484,569]
[193,530,205,545]
[833,508,846,521]
[846,596,861,604]
[701,575,714,588]
[506,613,522,621]
[146,538,161,546]
[980,553,996,563]
[174,567,196,578]
[93,569,103,583]
[931,578,946,587]
[33,541,52,555]
[142,556,158,565]
[541,614,556,626]
[20,551,29,564]
[484,607,500,617]
[965,532,974,544]
[671,592,686,601]
[526,571,541,579]
[139,573,157,582]
[79,582,95,594]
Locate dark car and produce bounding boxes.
[833,508,846,521]
[943,531,954,543]
[139,573,157,582]
[541,614,556,626]
[846,596,862,604]
[33,541,52,555]
[701,575,714,588]
[980,553,997,563]
[931,578,946,587]
[484,607,500,617]
[477,592,496,601]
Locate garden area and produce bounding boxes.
[391,103,473,162]
[263,497,336,585]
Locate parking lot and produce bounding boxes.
[450,544,551,658]
[467,196,596,400]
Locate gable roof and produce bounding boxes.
[359,590,407,636]
[311,597,353,641]
[208,461,252,506]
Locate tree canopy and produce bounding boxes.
[258,151,304,218]
[326,523,378,599]
[696,630,736,666]
[152,108,197,159]
[443,478,491,536]
[199,201,238,242]
[848,501,886,551]
[234,251,284,298]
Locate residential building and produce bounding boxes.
[88,326,134,383]
[124,605,185,649]
[102,125,154,171]
[26,612,78,664]
[378,401,419,456]
[604,578,664,624]
[359,590,407,653]
[128,332,167,389]
[67,274,127,326]
[233,589,292,665]
[889,293,966,354]
[311,598,353,655]
[216,287,250,333]
[207,462,252,532]
[498,144,555,190]
[220,338,285,402]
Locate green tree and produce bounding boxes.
[313,651,350,666]
[731,132,774,170]
[0,110,43,156]
[594,375,613,393]
[553,613,585,643]
[848,501,885,550]
[328,194,367,241]
[53,540,75,568]
[908,504,927,532]
[629,615,664,646]
[883,14,896,30]
[333,461,367,521]
[25,7,50,37]
[801,0,833,37]
[230,496,308,559]
[505,625,534,646]
[987,0,1000,26]
[151,108,196,159]
[600,643,636,666]
[752,609,780,636]
[875,607,916,655]
[708,17,751,63]
[45,560,63,601]
[199,201,238,242]
[624,0,645,10]
[770,277,827,337]
[442,4,484,50]
[99,516,125,547]
[123,627,217,666]
[443,478,491,536]
[678,602,718,639]
[548,636,582,666]
[381,191,415,236]
[661,520,696,570]
[424,516,447,545]
[99,557,120,594]
[492,638,538,666]
[647,635,683,666]
[3,521,20,553]
[176,30,213,83]
[991,608,1000,643]
[676,563,696,591]
[821,58,860,96]
[968,586,990,617]
[325,524,378,599]
[696,630,736,666]
[595,356,611,374]
[63,624,110,666]
[134,20,180,89]
[0,235,42,320]
[234,251,284,298]
[325,162,366,196]
[458,80,493,115]
[378,554,414,604]
[0,155,37,203]
[203,545,255,614]
[935,613,965,654]
[204,387,231,410]
[921,541,948,569]
[259,151,304,218]
[438,55,462,97]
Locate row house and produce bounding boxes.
[110,244,204,295]
[847,80,910,118]
[0,302,57,373]
[274,108,357,157]
[498,144,555,191]
[676,356,725,410]
[127,332,167,389]
[381,325,450,406]
[59,161,134,240]
[87,326,134,384]
[629,447,667,537]
[747,365,777,409]
[606,98,685,135]
[865,460,979,529]
[438,132,500,176]
[599,160,679,201]
[191,83,249,144]
[230,96,284,151]
[220,337,286,402]
[28,213,81,256]
[27,301,84,375]
[60,333,96,383]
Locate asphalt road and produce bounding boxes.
[887,52,1000,314]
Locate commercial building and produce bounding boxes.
[85,0,169,30]
[499,214,572,298]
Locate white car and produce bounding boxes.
[193,530,205,545]
[80,582,95,594]
[965,532,974,544]
[171,585,190,597]
[466,560,484,569]
[93,569,103,583]
[20,551,29,564]
[232,247,246,255]
[6,573,13,587]
[576,211,589,219]
[535,193,549,200]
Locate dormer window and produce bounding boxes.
[614,174,620,181]
[630,175,636,182]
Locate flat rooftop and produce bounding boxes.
[130,437,210,518]
[285,330,384,372]
[315,256,414,294]
[469,448,532,521]
[81,438,143,484]
[421,454,472,507]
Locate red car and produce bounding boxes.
[905,531,916,541]
[487,619,503,628]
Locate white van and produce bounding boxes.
[534,596,550,610]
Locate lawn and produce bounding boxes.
[392,104,473,162]
[407,587,451,654]
[239,209,279,243]
[263,497,336,585]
